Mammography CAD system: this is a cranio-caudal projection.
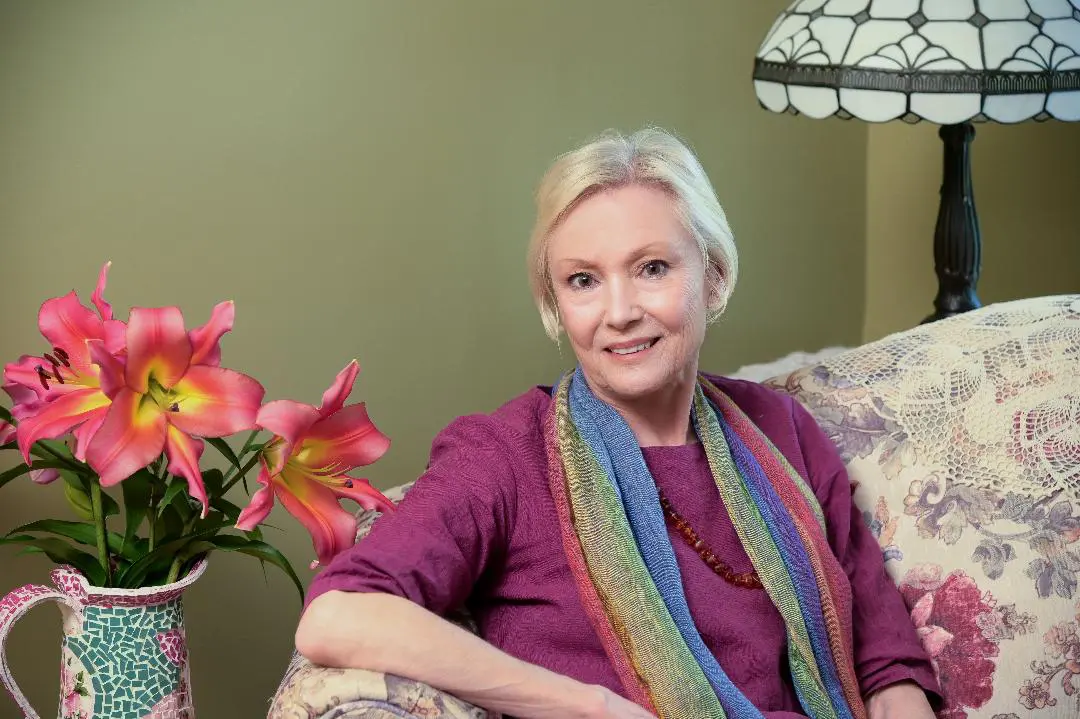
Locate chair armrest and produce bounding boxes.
[268,651,498,719]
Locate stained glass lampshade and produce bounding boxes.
[752,0,1080,322]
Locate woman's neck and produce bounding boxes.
[600,374,699,448]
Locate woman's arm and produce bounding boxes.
[294,415,655,719]
[865,681,936,718]
[296,590,655,719]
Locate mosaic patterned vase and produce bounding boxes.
[0,559,207,719]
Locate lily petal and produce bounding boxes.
[104,319,127,355]
[330,474,395,514]
[188,301,234,367]
[87,388,168,486]
[168,365,264,437]
[0,420,14,445]
[276,465,359,567]
[2,377,38,407]
[4,356,52,403]
[255,400,320,473]
[31,468,62,484]
[235,462,277,530]
[38,291,104,366]
[3,354,88,404]
[72,405,110,462]
[125,307,192,393]
[91,261,113,321]
[165,426,208,517]
[4,376,46,425]
[301,404,391,471]
[318,360,359,418]
[87,340,126,400]
[15,388,111,464]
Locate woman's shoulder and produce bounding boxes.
[702,371,796,416]
[430,384,552,465]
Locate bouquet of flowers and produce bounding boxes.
[0,263,395,597]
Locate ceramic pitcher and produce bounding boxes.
[0,560,206,719]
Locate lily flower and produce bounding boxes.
[85,306,264,515]
[236,360,393,568]
[4,262,124,465]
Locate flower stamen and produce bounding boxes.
[53,347,71,366]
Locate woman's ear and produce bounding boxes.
[705,264,725,313]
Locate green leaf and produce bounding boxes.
[154,503,187,545]
[120,470,155,555]
[4,519,139,560]
[178,535,305,601]
[64,477,95,520]
[159,479,186,511]
[159,478,194,520]
[201,468,225,498]
[0,459,72,491]
[0,405,13,422]
[28,439,86,473]
[193,510,226,534]
[0,535,105,585]
[58,472,120,519]
[114,521,233,588]
[210,493,244,522]
[206,437,241,474]
[1,440,15,452]
[59,471,121,517]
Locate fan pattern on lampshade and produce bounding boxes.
[753,0,1080,123]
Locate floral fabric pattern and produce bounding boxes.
[763,307,1080,718]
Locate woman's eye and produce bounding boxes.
[568,273,594,289]
[642,260,669,278]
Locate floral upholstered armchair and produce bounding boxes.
[268,295,1080,719]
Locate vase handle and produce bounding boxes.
[0,583,81,719]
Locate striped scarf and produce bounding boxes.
[543,368,867,719]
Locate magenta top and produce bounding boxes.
[306,376,941,718]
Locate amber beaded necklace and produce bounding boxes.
[657,490,763,590]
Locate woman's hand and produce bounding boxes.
[865,681,936,719]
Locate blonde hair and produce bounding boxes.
[527,127,738,342]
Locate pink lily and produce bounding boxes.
[3,262,124,467]
[1,381,59,484]
[236,360,393,567]
[85,306,264,515]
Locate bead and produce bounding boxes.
[659,488,762,591]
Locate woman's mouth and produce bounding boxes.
[606,338,659,357]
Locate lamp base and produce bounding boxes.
[921,122,982,325]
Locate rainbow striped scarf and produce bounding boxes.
[543,368,867,719]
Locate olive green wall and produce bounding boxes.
[864,121,1080,341]
[0,1,870,715]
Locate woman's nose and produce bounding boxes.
[604,280,644,329]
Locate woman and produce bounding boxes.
[296,128,940,719]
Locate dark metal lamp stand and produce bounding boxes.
[923,122,983,324]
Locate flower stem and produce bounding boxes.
[165,556,183,585]
[222,454,262,495]
[89,478,112,586]
[165,515,198,585]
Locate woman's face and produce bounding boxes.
[547,183,711,408]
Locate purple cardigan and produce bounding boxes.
[307,376,941,717]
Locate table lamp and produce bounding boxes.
[753,0,1080,322]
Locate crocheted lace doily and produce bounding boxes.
[822,296,1080,499]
